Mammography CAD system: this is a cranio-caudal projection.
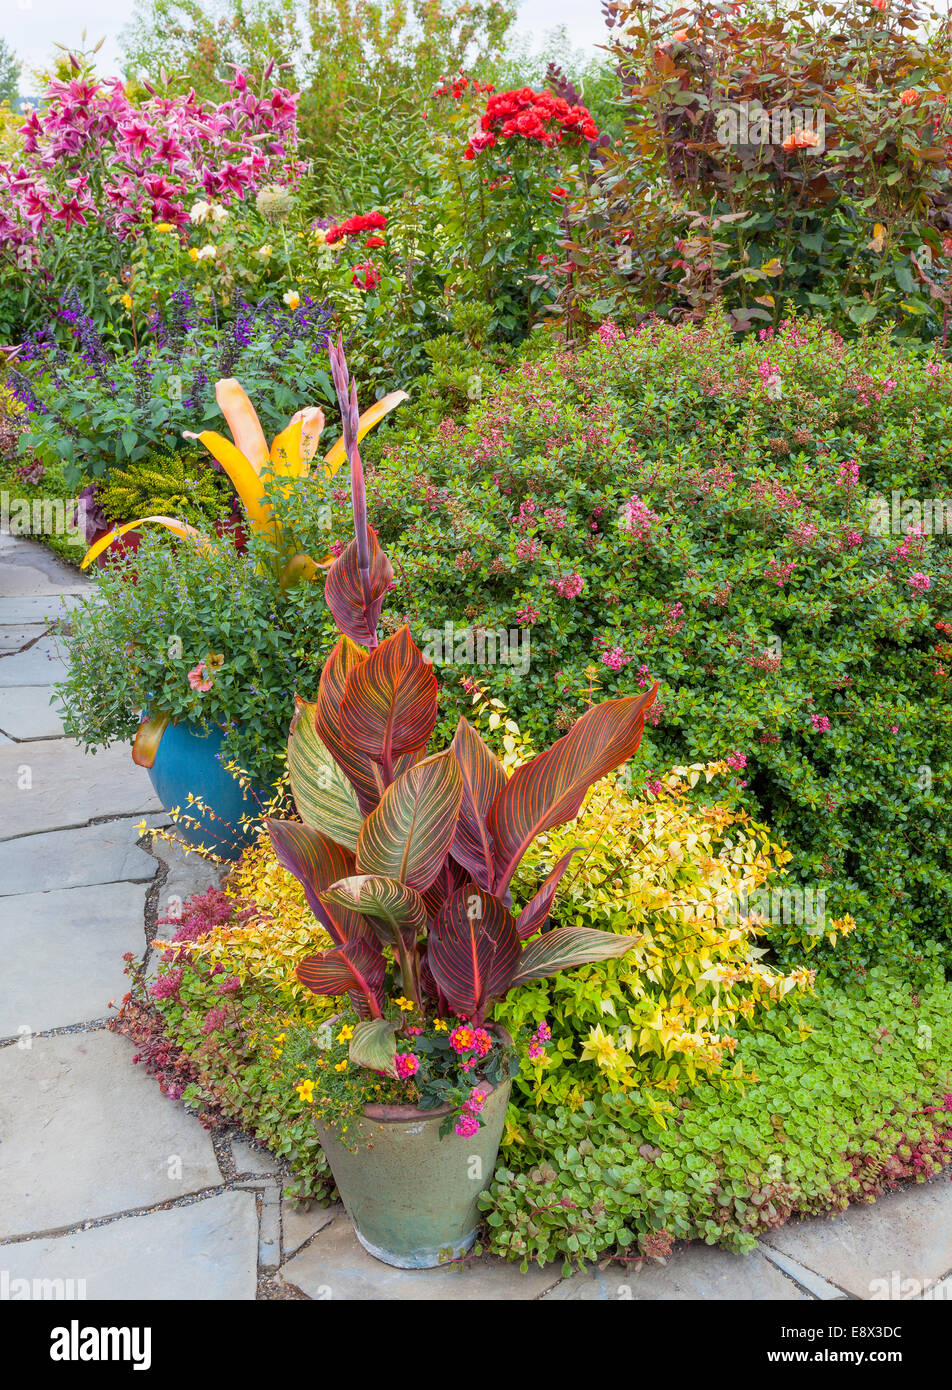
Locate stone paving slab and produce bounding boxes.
[0,537,85,584]
[0,820,158,895]
[0,633,68,686]
[0,624,47,653]
[0,1030,223,1240]
[0,686,65,740]
[231,1139,280,1176]
[281,1200,340,1259]
[278,1213,561,1299]
[762,1180,952,1299]
[543,1244,807,1300]
[0,880,150,1035]
[147,834,224,919]
[0,556,86,597]
[0,594,84,624]
[0,1191,259,1301]
[0,738,161,840]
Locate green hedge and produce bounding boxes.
[368,315,952,971]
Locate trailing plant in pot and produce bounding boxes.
[266,336,659,1267]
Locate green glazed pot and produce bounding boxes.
[315,1042,511,1269]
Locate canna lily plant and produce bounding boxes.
[79,376,408,582]
[267,336,659,1078]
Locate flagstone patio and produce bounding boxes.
[2,531,951,1301]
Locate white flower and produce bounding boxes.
[256,244,274,259]
[196,244,217,261]
[283,289,301,310]
[189,200,211,225]
[209,203,229,225]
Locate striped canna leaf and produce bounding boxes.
[296,938,385,1019]
[450,716,505,891]
[319,874,427,952]
[348,1018,399,1077]
[287,695,363,852]
[323,526,393,649]
[339,626,438,781]
[515,848,580,940]
[511,925,641,987]
[266,818,371,945]
[356,750,463,892]
[487,687,658,896]
[315,637,381,817]
[427,885,522,1021]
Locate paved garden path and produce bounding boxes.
[2,529,951,1300]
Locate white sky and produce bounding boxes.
[1,0,609,91]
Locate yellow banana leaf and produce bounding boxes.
[215,378,270,473]
[132,713,171,769]
[182,430,273,532]
[270,407,326,478]
[323,390,409,478]
[278,552,330,591]
[80,516,206,571]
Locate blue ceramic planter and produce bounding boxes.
[146,720,262,860]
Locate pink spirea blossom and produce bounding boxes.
[810,714,831,732]
[150,968,183,1000]
[765,558,797,586]
[550,572,584,598]
[516,603,540,625]
[620,495,659,541]
[515,537,540,562]
[908,571,932,592]
[837,459,860,487]
[726,751,747,771]
[601,645,631,671]
[201,1005,228,1035]
[598,321,624,344]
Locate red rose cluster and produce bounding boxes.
[463,87,600,160]
[351,261,381,290]
[325,210,387,244]
[433,72,496,101]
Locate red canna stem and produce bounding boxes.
[328,336,378,649]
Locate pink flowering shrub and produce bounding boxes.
[368,313,952,973]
